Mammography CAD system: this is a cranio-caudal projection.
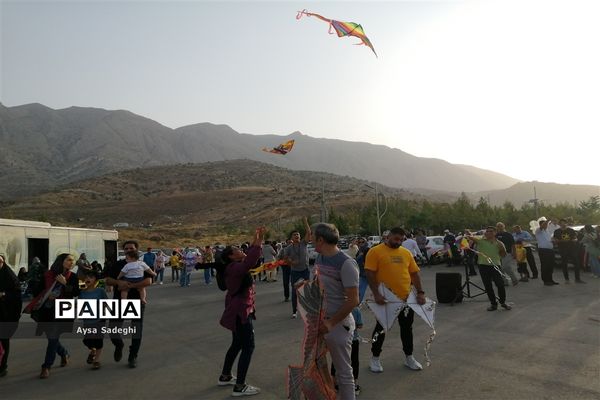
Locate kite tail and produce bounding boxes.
[424,329,436,367]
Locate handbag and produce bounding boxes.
[22,281,58,321]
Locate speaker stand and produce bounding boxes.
[459,261,486,300]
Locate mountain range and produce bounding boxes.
[0,102,520,200]
[1,103,598,208]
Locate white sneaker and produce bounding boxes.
[159,282,163,285]
[405,355,423,370]
[291,313,297,319]
[232,384,260,396]
[218,375,237,386]
[369,356,383,373]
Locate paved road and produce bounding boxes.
[3,263,599,400]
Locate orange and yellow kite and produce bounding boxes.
[262,139,295,155]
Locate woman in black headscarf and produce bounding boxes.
[0,254,22,378]
[36,253,79,379]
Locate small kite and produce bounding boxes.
[364,283,437,366]
[249,259,286,277]
[296,9,377,57]
[262,139,295,155]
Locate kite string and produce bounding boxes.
[296,9,308,19]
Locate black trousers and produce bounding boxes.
[281,266,291,300]
[558,245,581,281]
[524,246,539,278]
[109,304,145,358]
[478,265,506,305]
[0,338,9,371]
[222,317,255,385]
[538,248,556,283]
[371,308,414,357]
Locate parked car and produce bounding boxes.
[425,236,446,263]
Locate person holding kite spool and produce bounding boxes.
[467,227,512,311]
[365,227,426,373]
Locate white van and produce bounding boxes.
[367,236,382,247]
[0,218,118,273]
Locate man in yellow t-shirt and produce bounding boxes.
[365,227,426,373]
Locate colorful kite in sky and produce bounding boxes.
[262,139,295,155]
[296,9,377,57]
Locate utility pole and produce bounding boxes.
[529,185,539,218]
[320,178,328,222]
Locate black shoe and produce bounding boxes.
[531,276,538,279]
[0,368,7,378]
[114,344,124,362]
[487,304,498,311]
[575,280,586,284]
[544,282,555,286]
[284,298,290,302]
[500,303,512,310]
[128,355,137,368]
[552,281,560,285]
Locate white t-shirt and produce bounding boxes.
[121,261,151,279]
[402,238,421,257]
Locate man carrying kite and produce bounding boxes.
[313,222,360,399]
[365,227,426,373]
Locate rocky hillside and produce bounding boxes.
[0,102,520,200]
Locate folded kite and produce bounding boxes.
[364,283,436,366]
[288,279,336,400]
[296,9,377,57]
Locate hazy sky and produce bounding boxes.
[2,0,599,185]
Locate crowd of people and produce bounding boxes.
[0,217,598,399]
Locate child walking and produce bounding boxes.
[79,268,107,370]
[515,240,529,282]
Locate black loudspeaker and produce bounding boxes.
[436,272,463,303]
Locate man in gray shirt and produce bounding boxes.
[313,222,360,399]
[280,217,311,318]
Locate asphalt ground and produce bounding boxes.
[2,261,599,400]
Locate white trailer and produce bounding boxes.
[0,218,118,274]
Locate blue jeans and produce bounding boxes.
[156,268,164,283]
[42,338,68,368]
[204,267,212,284]
[359,275,369,302]
[180,271,191,286]
[590,256,600,276]
[291,269,310,314]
